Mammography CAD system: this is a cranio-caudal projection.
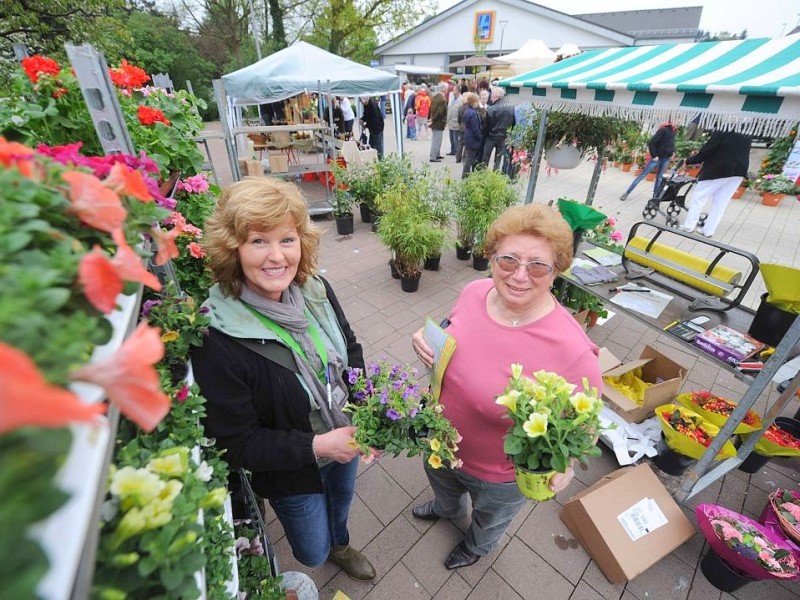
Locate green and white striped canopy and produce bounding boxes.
[499,35,800,137]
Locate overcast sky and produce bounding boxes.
[436,0,800,39]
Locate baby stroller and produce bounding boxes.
[641,160,704,228]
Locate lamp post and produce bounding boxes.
[499,20,509,55]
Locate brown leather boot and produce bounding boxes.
[328,544,376,581]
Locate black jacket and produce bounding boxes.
[485,104,516,140]
[685,130,751,180]
[191,278,364,499]
[648,125,676,158]
[362,98,384,134]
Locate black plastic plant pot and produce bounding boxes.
[455,244,472,260]
[389,259,401,280]
[472,254,489,271]
[400,275,421,293]
[739,416,800,473]
[423,255,441,271]
[700,549,756,592]
[359,203,372,223]
[335,214,354,235]
[748,292,796,348]
[653,433,696,476]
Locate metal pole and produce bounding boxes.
[585,147,605,206]
[499,21,509,55]
[212,79,241,181]
[524,107,547,204]
[247,0,262,60]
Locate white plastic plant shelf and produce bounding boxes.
[32,292,140,600]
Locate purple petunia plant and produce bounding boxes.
[345,360,461,469]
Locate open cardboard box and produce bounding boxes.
[599,345,687,423]
[560,463,695,583]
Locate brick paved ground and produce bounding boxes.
[200,118,800,599]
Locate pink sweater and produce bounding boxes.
[440,279,603,483]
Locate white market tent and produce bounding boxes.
[555,43,581,59]
[222,41,402,105]
[499,35,800,138]
[497,40,557,76]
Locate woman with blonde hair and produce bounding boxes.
[410,203,602,570]
[192,177,376,580]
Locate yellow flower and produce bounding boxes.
[161,330,180,343]
[523,412,548,438]
[200,487,228,510]
[141,502,173,529]
[496,389,521,412]
[427,454,443,469]
[510,363,523,380]
[533,370,563,386]
[110,466,164,507]
[429,438,441,452]
[147,447,189,477]
[112,506,147,548]
[570,392,596,414]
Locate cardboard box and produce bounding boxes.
[268,152,289,174]
[560,463,695,583]
[600,345,687,423]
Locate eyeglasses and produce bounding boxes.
[493,255,555,278]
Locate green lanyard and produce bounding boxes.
[243,303,329,383]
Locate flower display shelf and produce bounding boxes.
[31,291,141,600]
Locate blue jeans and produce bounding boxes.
[269,458,358,567]
[423,461,528,555]
[625,155,671,198]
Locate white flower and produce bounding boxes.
[195,460,213,482]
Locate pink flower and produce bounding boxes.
[175,385,189,403]
[187,242,206,258]
[610,230,624,242]
[607,217,617,226]
[783,502,800,520]
[176,174,210,195]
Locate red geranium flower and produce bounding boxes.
[21,55,61,84]
[109,58,150,90]
[137,105,171,127]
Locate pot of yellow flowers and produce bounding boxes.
[496,365,604,501]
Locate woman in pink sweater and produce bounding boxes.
[411,203,603,570]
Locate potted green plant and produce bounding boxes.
[332,189,355,235]
[559,283,608,327]
[495,364,603,501]
[376,183,445,292]
[755,173,797,206]
[421,173,457,270]
[460,169,517,270]
[338,161,378,223]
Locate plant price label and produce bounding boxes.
[617,498,668,541]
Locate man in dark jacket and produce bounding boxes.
[429,83,448,162]
[481,87,515,171]
[680,129,751,238]
[359,95,384,159]
[620,121,676,201]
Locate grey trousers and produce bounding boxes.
[424,461,528,555]
[430,129,444,159]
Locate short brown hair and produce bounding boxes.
[203,177,321,297]
[463,92,479,107]
[484,204,574,273]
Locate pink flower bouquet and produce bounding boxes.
[696,503,799,580]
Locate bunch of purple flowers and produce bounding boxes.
[346,360,461,468]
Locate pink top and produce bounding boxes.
[440,279,603,483]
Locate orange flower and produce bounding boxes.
[71,322,169,433]
[0,137,36,178]
[79,247,124,314]
[111,229,162,292]
[63,171,127,233]
[187,242,206,258]
[137,105,171,127]
[151,223,184,266]
[104,163,153,203]
[0,342,105,434]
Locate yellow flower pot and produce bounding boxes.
[514,466,555,501]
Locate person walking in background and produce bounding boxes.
[456,86,469,163]
[339,96,355,137]
[403,86,417,139]
[409,204,601,570]
[359,95,384,159]
[461,92,484,178]
[446,84,463,156]
[620,121,676,201]
[680,129,751,238]
[482,87,515,171]
[429,83,448,162]
[414,85,431,140]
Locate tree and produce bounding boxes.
[696,29,747,42]
[0,0,130,60]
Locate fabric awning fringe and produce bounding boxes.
[505,97,796,138]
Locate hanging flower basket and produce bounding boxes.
[545,145,582,170]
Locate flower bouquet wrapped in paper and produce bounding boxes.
[346,361,461,469]
[696,503,800,581]
[677,391,762,434]
[656,404,736,460]
[741,419,800,457]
